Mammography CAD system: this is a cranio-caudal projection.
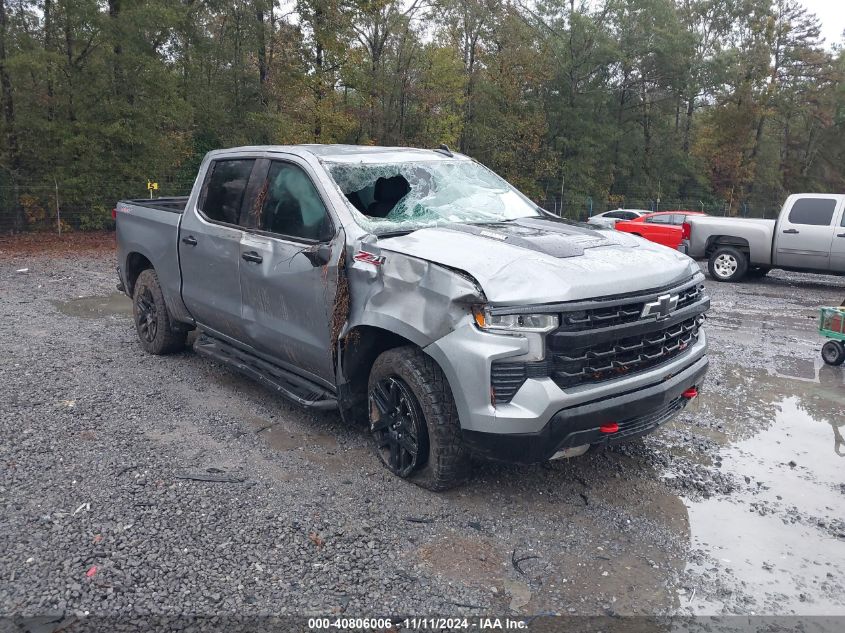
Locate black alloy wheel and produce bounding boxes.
[135,286,159,343]
[369,376,427,477]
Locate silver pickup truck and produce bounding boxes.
[685,194,845,282]
[116,145,709,489]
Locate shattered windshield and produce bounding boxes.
[325,159,543,234]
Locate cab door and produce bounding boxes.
[775,196,838,270]
[179,157,260,342]
[829,200,845,272]
[238,157,342,386]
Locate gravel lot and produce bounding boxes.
[1,234,844,625]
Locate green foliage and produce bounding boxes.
[0,0,842,230]
[78,205,114,231]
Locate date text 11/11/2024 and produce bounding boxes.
[307,617,529,630]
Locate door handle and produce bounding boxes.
[837,233,845,238]
[241,251,263,263]
[182,235,198,246]
[782,228,799,234]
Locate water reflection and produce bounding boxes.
[681,359,845,615]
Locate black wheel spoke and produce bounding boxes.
[389,439,400,469]
[370,412,395,432]
[371,380,394,414]
[397,433,417,456]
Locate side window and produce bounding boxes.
[670,214,687,225]
[646,215,670,224]
[788,198,836,226]
[604,211,622,219]
[258,162,332,241]
[199,159,256,225]
[621,212,638,220]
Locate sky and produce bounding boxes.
[800,0,844,48]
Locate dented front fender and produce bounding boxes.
[343,239,485,347]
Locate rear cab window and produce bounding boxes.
[788,198,837,226]
[198,159,256,225]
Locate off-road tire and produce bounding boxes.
[133,268,188,355]
[368,346,470,490]
[747,266,770,278]
[708,246,748,282]
[821,340,845,366]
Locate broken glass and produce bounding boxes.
[325,160,544,235]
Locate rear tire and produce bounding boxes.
[821,340,845,366]
[133,268,189,355]
[368,346,470,490]
[708,246,748,282]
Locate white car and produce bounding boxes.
[587,209,648,229]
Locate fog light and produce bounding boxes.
[682,387,698,399]
[599,423,619,434]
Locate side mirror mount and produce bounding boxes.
[303,243,333,267]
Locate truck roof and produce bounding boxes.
[208,144,470,164]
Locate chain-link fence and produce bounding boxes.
[0,175,197,234]
[0,177,788,234]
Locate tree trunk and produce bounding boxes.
[44,0,55,121]
[0,0,22,230]
[256,0,267,104]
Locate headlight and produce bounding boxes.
[472,306,558,332]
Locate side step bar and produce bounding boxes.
[194,334,338,410]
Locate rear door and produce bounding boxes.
[775,196,839,270]
[179,157,260,342]
[238,157,341,385]
[642,214,678,247]
[829,199,845,272]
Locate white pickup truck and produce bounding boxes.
[685,194,845,282]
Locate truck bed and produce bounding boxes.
[121,197,189,214]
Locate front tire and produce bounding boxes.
[822,340,845,366]
[133,269,188,355]
[708,246,748,282]
[368,346,470,490]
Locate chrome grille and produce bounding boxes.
[558,283,705,332]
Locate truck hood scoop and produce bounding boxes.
[439,217,611,258]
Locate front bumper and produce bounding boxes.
[461,353,708,463]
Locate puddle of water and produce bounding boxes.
[248,417,371,474]
[683,362,845,614]
[52,293,132,319]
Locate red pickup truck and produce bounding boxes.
[614,211,707,251]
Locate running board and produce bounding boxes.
[194,334,338,410]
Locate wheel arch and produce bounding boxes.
[705,235,751,258]
[339,324,448,424]
[124,251,154,296]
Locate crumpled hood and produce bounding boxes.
[376,218,698,305]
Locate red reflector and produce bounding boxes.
[599,423,619,434]
[111,208,117,220]
[682,387,698,399]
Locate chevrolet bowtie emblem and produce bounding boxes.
[641,293,679,320]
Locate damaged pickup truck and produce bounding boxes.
[116,145,710,490]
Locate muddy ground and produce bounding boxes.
[1,234,843,621]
